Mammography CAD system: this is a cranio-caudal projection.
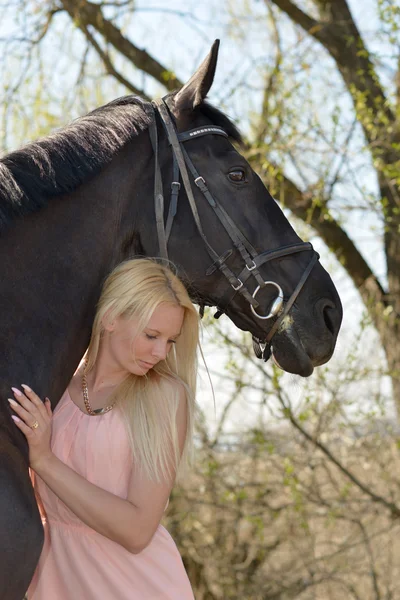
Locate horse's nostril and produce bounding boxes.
[323,305,336,336]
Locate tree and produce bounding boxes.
[164,315,400,599]
[260,0,400,412]
[1,2,399,409]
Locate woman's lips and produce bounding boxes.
[139,360,155,368]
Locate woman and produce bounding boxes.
[9,258,199,599]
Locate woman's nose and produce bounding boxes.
[152,341,168,360]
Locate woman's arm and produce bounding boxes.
[34,454,146,553]
[125,383,188,549]
[10,383,187,554]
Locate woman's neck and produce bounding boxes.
[84,347,130,393]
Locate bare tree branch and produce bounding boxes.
[275,389,400,518]
[263,0,400,412]
[264,0,319,34]
[80,23,150,98]
[60,0,183,90]
[266,0,397,145]
[247,149,387,300]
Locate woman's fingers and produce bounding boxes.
[11,414,37,438]
[45,398,52,416]
[12,385,47,417]
[9,385,50,428]
[9,385,54,471]
[21,385,48,412]
[8,397,39,427]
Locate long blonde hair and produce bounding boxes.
[85,258,200,483]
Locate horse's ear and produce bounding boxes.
[173,40,220,114]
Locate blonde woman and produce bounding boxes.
[9,258,199,600]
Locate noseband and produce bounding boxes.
[148,98,319,361]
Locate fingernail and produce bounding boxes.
[21,384,32,392]
[11,415,20,422]
[8,398,18,406]
[11,387,22,397]
[45,397,50,403]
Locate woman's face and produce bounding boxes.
[104,302,185,376]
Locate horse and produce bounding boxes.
[0,40,342,599]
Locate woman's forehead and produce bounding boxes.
[146,303,184,333]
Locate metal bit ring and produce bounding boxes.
[251,281,284,320]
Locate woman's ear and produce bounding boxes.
[101,309,117,332]
[103,320,115,332]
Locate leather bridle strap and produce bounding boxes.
[148,108,168,259]
[252,252,319,361]
[179,145,265,289]
[153,99,261,308]
[165,154,180,243]
[214,242,315,317]
[265,252,319,342]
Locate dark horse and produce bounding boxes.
[0,41,342,599]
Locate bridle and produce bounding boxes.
[148,98,319,361]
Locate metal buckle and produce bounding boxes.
[232,279,243,291]
[246,260,257,271]
[171,181,181,190]
[195,176,206,187]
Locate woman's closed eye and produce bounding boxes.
[145,333,177,344]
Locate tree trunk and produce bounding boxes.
[265,0,400,414]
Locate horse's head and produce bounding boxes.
[144,40,342,376]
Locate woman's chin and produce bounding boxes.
[134,360,155,373]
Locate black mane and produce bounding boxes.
[0,94,242,232]
[0,96,152,231]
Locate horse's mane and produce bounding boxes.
[0,94,242,232]
[197,101,242,145]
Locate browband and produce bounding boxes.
[177,126,228,143]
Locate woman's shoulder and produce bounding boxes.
[150,374,187,406]
[156,373,186,393]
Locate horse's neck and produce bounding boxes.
[0,146,148,405]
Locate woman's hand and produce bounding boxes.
[8,385,54,471]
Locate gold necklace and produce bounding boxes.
[82,361,117,416]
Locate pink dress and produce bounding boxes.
[26,389,195,600]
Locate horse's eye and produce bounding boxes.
[228,169,246,182]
